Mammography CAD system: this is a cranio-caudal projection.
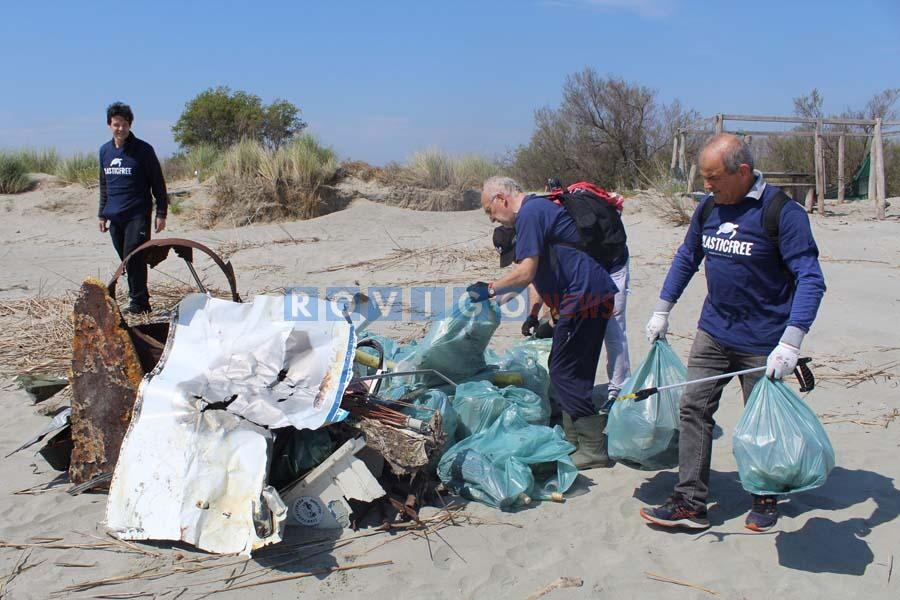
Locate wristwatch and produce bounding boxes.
[488,283,496,299]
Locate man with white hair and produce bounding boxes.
[468,176,618,469]
[640,134,826,532]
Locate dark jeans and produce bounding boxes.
[675,329,766,511]
[548,304,610,419]
[109,213,151,307]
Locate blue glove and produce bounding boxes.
[466,282,492,303]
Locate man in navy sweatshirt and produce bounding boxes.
[640,134,826,532]
[98,102,168,314]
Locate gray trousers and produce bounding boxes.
[675,329,766,511]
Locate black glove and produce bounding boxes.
[535,319,555,339]
[466,281,492,303]
[521,315,540,337]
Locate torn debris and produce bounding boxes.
[106,293,356,555]
[69,277,145,485]
[11,253,579,558]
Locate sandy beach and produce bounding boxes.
[1,181,898,599]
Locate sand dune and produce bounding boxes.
[0,182,898,598]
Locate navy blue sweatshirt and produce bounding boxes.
[98,132,168,222]
[660,175,826,354]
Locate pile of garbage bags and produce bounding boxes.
[355,298,574,509]
[438,406,576,509]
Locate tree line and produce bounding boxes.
[171,75,898,196]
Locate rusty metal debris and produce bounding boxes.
[107,238,242,303]
[69,277,145,485]
[66,240,244,485]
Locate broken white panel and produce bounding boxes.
[107,406,285,555]
[167,293,357,429]
[107,293,354,555]
[281,437,385,529]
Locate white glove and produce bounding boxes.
[766,342,800,379]
[645,311,670,341]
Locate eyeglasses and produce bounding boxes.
[484,194,500,216]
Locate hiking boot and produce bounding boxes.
[640,496,710,530]
[569,413,613,469]
[745,495,779,532]
[561,412,578,447]
[123,302,152,315]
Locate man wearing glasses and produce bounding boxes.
[468,176,618,469]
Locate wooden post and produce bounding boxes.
[678,132,687,176]
[837,134,845,203]
[715,114,724,135]
[814,119,825,214]
[670,135,679,173]
[687,163,697,193]
[867,136,876,204]
[875,118,886,220]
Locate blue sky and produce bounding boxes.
[1,0,898,164]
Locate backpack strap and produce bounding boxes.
[698,193,715,227]
[763,189,791,246]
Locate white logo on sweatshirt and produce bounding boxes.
[716,222,739,239]
[702,221,754,257]
[104,156,132,176]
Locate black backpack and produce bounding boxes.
[698,189,792,245]
[543,188,628,267]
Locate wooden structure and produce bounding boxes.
[674,114,900,219]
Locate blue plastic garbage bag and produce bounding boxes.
[452,381,510,439]
[733,377,835,495]
[402,389,459,446]
[607,340,686,470]
[396,298,500,387]
[501,386,550,427]
[486,345,550,401]
[452,381,550,439]
[437,406,577,509]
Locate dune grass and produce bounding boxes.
[55,152,99,187]
[393,148,503,191]
[635,159,695,226]
[209,135,339,226]
[16,148,60,174]
[0,153,33,193]
[185,143,221,182]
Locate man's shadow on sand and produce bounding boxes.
[634,466,900,576]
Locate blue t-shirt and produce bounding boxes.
[515,195,617,313]
[660,183,826,354]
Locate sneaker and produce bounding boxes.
[123,302,152,315]
[745,495,778,532]
[640,496,710,530]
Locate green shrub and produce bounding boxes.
[56,153,99,187]
[17,148,60,174]
[208,135,339,226]
[0,153,33,193]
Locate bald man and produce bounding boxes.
[640,134,826,532]
[470,176,618,469]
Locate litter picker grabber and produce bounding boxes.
[618,357,815,402]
